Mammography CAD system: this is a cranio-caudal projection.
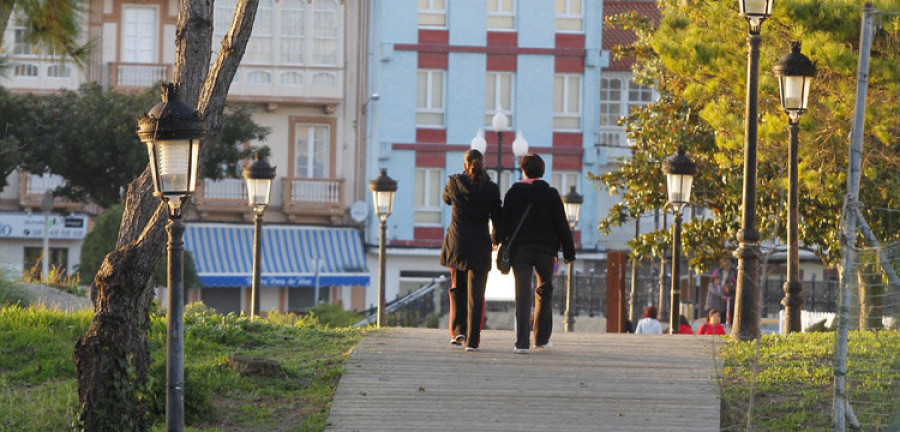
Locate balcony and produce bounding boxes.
[282,177,344,223]
[195,178,248,218]
[107,62,172,90]
[195,177,345,223]
[18,171,99,214]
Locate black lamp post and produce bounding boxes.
[243,156,275,320]
[369,169,397,328]
[137,82,205,432]
[562,186,583,332]
[470,110,529,186]
[663,148,696,334]
[774,41,815,334]
[733,0,773,341]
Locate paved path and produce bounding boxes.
[326,328,722,432]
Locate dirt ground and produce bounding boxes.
[13,282,92,311]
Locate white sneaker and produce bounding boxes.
[450,334,466,345]
[465,347,479,352]
[534,341,553,349]
[513,348,529,354]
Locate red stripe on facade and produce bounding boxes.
[419,29,449,45]
[393,143,469,152]
[555,55,584,73]
[415,150,445,167]
[487,32,517,46]
[555,33,585,49]
[573,231,581,249]
[487,54,517,71]
[395,43,584,56]
[416,128,446,144]
[553,132,582,147]
[552,154,582,171]
[419,52,448,69]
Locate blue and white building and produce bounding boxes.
[363,1,614,307]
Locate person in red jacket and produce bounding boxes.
[670,314,694,334]
[698,309,726,335]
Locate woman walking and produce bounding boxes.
[499,153,575,354]
[440,149,502,352]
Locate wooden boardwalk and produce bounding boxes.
[325,328,722,432]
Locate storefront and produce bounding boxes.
[178,223,370,314]
[0,212,89,279]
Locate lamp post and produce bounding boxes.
[774,41,815,334]
[41,190,53,281]
[663,148,696,334]
[470,110,529,186]
[137,83,205,432]
[562,186,583,332]
[243,156,275,320]
[733,0,773,341]
[369,169,397,328]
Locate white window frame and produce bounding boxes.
[418,0,447,28]
[279,0,306,65]
[487,0,516,31]
[414,168,444,226]
[551,171,580,196]
[555,0,584,33]
[213,0,340,67]
[312,0,339,66]
[416,69,445,128]
[11,17,39,57]
[553,74,582,131]
[599,72,657,147]
[488,170,515,197]
[485,71,515,128]
[294,123,331,179]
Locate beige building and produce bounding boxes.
[1,0,373,313]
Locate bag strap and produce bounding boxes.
[507,203,532,248]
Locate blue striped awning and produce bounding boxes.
[183,223,369,288]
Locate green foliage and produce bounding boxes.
[201,104,271,180]
[307,303,365,328]
[0,0,91,68]
[78,205,125,285]
[0,274,33,306]
[1,303,366,431]
[720,330,900,431]
[0,85,270,208]
[595,0,900,272]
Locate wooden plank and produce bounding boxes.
[325,328,721,432]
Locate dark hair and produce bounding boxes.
[519,153,545,179]
[464,149,490,185]
[679,315,690,327]
[643,306,658,319]
[708,308,720,320]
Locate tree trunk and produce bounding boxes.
[73,1,258,430]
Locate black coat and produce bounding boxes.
[440,174,502,271]
[500,179,576,262]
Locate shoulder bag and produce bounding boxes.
[496,204,531,274]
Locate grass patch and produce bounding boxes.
[0,278,33,307]
[1,302,367,432]
[720,330,900,431]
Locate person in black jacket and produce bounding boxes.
[499,153,575,354]
[440,149,502,352]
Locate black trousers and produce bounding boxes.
[449,268,488,349]
[512,246,555,349]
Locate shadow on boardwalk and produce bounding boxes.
[326,328,722,432]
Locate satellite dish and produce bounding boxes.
[349,201,367,223]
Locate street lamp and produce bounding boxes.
[663,148,696,334]
[471,110,529,189]
[136,82,204,432]
[774,41,815,334]
[369,168,397,328]
[562,186,583,332]
[41,190,53,281]
[243,156,275,320]
[733,0,773,341]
